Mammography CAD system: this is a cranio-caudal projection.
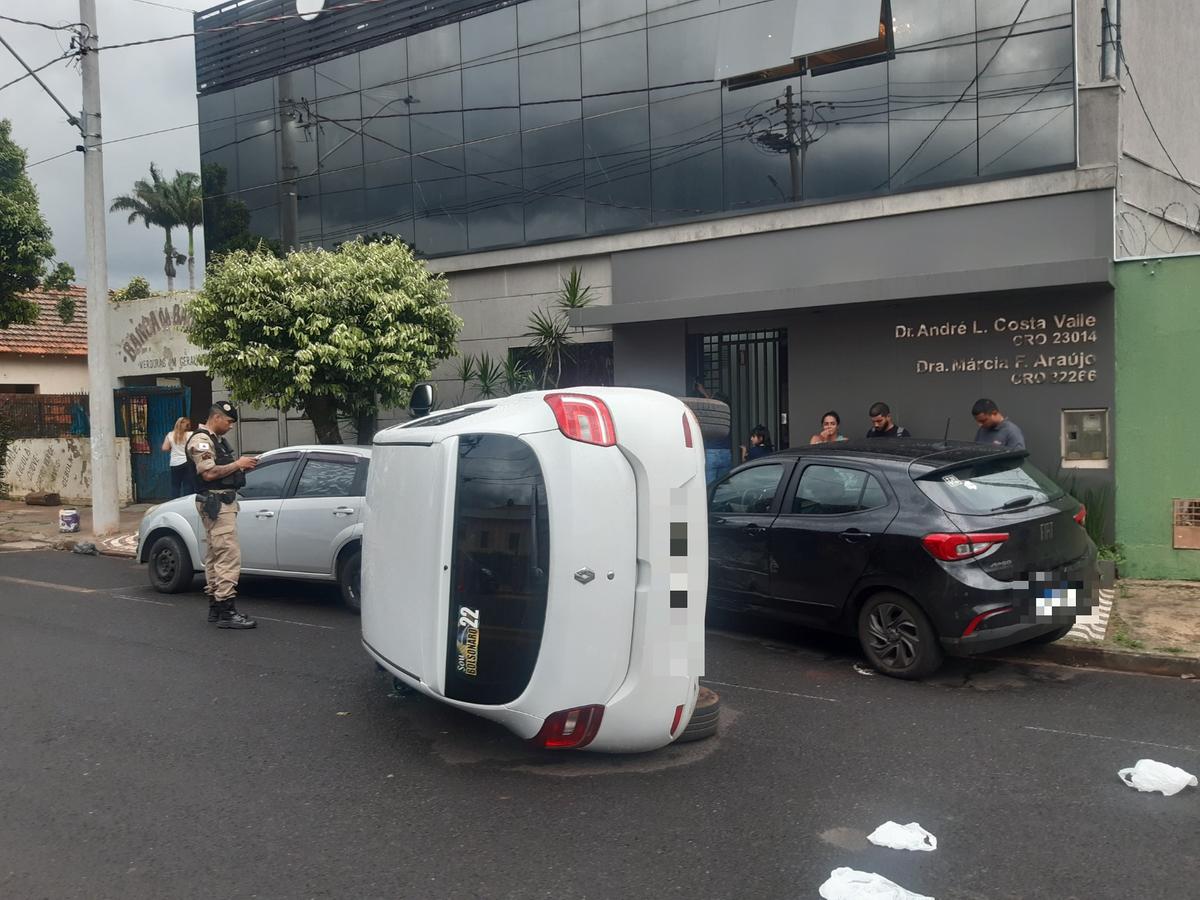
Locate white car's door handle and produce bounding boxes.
[332,507,355,516]
[255,510,275,519]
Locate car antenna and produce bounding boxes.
[940,417,952,445]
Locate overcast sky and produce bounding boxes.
[2,0,212,291]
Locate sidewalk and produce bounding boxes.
[0,499,149,558]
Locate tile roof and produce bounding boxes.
[0,286,90,357]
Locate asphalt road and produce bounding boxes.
[1,551,1197,900]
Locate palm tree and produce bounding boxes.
[165,170,203,291]
[110,164,183,292]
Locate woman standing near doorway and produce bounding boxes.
[809,410,849,444]
[161,417,194,497]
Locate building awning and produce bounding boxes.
[573,190,1117,329]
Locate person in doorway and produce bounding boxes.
[741,424,774,462]
[161,417,194,498]
[187,401,259,629]
[809,410,849,444]
[972,398,1026,449]
[866,402,912,438]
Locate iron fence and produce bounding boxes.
[0,393,91,439]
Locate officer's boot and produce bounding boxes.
[204,585,219,622]
[216,599,257,629]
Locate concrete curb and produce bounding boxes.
[993,641,1200,679]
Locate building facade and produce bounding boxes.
[193,0,1200,567]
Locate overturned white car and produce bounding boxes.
[361,388,709,752]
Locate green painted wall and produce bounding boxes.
[1116,256,1200,579]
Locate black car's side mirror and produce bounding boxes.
[409,382,436,418]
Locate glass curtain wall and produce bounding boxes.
[198,0,1076,259]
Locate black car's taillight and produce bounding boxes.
[922,532,1008,562]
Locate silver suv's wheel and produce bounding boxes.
[148,533,193,593]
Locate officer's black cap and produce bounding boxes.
[211,400,239,422]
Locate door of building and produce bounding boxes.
[115,386,191,502]
[694,328,788,457]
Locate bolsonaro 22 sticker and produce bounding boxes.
[456,606,480,677]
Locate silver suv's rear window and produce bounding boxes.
[444,434,549,705]
[915,458,1064,516]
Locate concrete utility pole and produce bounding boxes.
[278,70,300,251]
[783,85,800,202]
[79,0,120,536]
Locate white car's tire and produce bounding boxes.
[339,548,362,613]
[147,533,193,594]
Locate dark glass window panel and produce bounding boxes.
[234,78,275,139]
[316,90,364,195]
[887,42,978,191]
[721,75,801,211]
[415,211,469,256]
[648,0,718,29]
[801,64,889,200]
[461,7,517,62]
[647,8,720,86]
[315,54,360,98]
[463,59,519,113]
[519,44,581,105]
[976,0,1071,34]
[891,0,975,49]
[445,434,550,706]
[525,193,586,243]
[517,0,580,47]
[409,70,463,115]
[409,22,460,77]
[582,30,647,99]
[649,85,723,221]
[321,187,367,244]
[297,175,322,242]
[360,38,407,90]
[241,186,280,242]
[361,86,413,189]
[523,112,584,241]
[294,457,358,498]
[365,183,415,244]
[581,0,646,33]
[466,121,523,174]
[236,132,276,192]
[977,28,1075,177]
[466,171,525,249]
[412,113,465,180]
[714,0,798,83]
[238,457,297,500]
[584,95,651,232]
[198,90,236,155]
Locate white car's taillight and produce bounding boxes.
[544,393,616,447]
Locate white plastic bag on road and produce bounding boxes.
[1117,759,1198,796]
[818,867,934,900]
[867,821,937,852]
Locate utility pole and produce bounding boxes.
[783,85,800,202]
[278,71,300,251]
[79,0,120,536]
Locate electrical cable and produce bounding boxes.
[1119,48,1200,200]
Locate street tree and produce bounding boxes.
[0,119,73,329]
[110,163,186,292]
[188,239,462,443]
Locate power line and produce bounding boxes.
[126,0,201,12]
[883,0,1035,187]
[27,147,79,167]
[1120,48,1200,201]
[0,50,74,94]
[0,33,81,133]
[0,14,81,32]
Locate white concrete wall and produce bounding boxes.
[0,356,89,394]
[1114,0,1200,258]
[3,437,134,505]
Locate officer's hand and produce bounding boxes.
[237,455,258,470]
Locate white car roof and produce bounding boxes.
[260,444,372,459]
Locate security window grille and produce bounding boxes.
[1174,499,1200,551]
[698,329,787,454]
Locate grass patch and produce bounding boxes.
[1112,630,1145,651]
[1156,646,1184,654]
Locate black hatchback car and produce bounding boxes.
[707,441,1096,678]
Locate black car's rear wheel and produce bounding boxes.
[858,592,943,679]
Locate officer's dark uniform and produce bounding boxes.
[187,402,255,628]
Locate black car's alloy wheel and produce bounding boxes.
[858,592,943,679]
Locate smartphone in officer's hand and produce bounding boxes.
[238,455,259,470]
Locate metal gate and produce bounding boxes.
[115,386,191,502]
[697,329,788,455]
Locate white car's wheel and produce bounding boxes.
[339,548,362,613]
[147,533,193,593]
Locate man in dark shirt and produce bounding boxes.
[866,402,912,438]
[972,398,1026,449]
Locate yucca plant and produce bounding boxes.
[502,355,535,395]
[472,353,504,399]
[454,353,477,403]
[525,307,571,389]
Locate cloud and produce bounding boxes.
[1,0,212,291]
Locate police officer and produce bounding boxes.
[186,401,259,628]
